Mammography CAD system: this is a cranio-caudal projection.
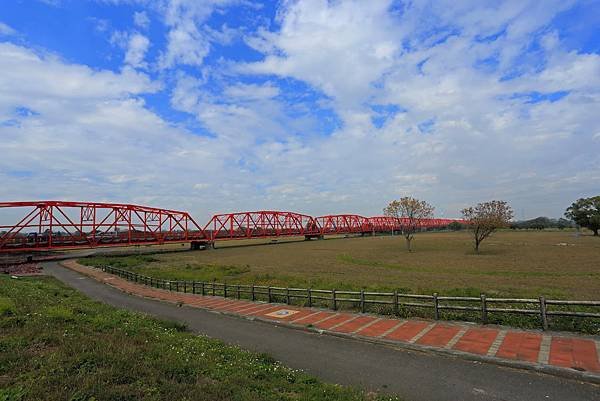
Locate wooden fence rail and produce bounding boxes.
[100,265,600,331]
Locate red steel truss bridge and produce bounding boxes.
[0,201,463,252]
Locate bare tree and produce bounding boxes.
[384,197,434,252]
[461,200,513,252]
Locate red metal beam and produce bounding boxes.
[0,201,205,252]
[203,211,320,241]
[0,201,465,252]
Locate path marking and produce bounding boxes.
[487,330,508,357]
[328,315,359,331]
[538,335,552,365]
[237,303,277,315]
[290,311,322,324]
[444,327,468,349]
[265,309,300,318]
[351,318,382,334]
[203,298,238,308]
[377,320,407,338]
[408,323,436,344]
[313,313,340,326]
[230,302,270,314]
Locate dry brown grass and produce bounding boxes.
[82,230,600,300]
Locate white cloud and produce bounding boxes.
[0,43,158,103]
[159,21,210,69]
[0,22,16,36]
[240,0,401,108]
[124,33,150,68]
[223,82,279,100]
[0,42,229,220]
[157,0,240,69]
[231,0,600,217]
[2,1,600,221]
[134,11,150,29]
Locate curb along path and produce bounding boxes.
[58,260,600,384]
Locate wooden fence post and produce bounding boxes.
[360,289,365,313]
[268,287,272,303]
[224,283,228,298]
[169,281,172,291]
[307,288,312,307]
[201,282,205,296]
[236,284,240,299]
[433,292,439,320]
[394,290,399,315]
[481,294,487,324]
[286,287,290,305]
[212,280,216,296]
[184,281,187,293]
[251,285,255,301]
[192,281,197,294]
[332,289,337,311]
[539,296,548,330]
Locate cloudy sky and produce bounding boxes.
[1,0,599,221]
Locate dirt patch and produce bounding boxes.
[0,263,43,276]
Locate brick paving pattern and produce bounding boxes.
[60,260,600,378]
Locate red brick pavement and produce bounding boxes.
[60,261,600,378]
[453,328,499,355]
[496,332,542,363]
[417,324,462,347]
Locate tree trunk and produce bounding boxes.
[406,237,412,252]
[474,238,480,252]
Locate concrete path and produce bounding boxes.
[43,261,600,401]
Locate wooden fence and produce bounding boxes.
[101,265,600,331]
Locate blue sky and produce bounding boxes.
[1,0,599,221]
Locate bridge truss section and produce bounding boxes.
[0,201,205,252]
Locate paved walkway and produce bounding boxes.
[60,260,600,383]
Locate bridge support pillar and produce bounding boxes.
[190,241,214,250]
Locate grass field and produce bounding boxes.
[0,275,398,401]
[82,230,600,300]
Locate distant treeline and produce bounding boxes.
[435,217,576,232]
[509,216,576,230]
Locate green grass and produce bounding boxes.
[80,230,600,334]
[0,275,399,401]
[80,231,600,299]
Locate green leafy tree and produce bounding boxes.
[565,196,600,236]
[447,221,464,231]
[461,200,514,252]
[384,197,434,252]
